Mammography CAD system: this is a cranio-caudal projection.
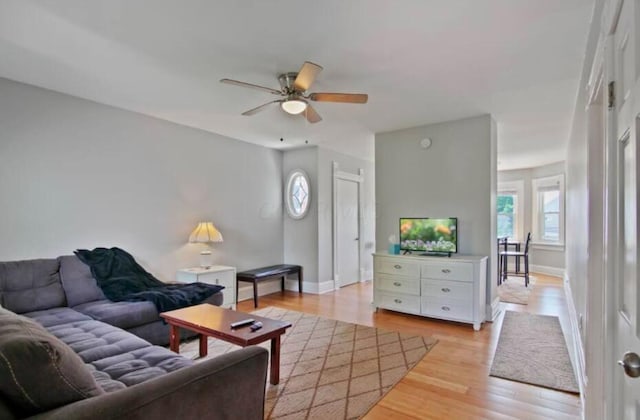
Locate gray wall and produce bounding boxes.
[282,146,376,290]
[283,147,319,286]
[0,77,283,281]
[498,161,566,270]
[317,148,376,284]
[375,114,497,306]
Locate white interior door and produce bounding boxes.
[336,178,360,287]
[614,120,640,419]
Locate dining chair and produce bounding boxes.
[499,232,532,287]
[497,237,508,285]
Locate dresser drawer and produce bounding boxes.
[421,278,472,300]
[421,296,472,320]
[376,258,420,277]
[377,292,421,314]
[376,274,420,296]
[421,262,473,282]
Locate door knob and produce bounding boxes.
[618,352,640,378]
[354,237,359,241]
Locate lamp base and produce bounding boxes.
[199,250,212,269]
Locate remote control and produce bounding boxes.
[230,318,255,328]
[250,321,263,332]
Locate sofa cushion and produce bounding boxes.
[43,319,152,363]
[0,259,66,313]
[73,299,160,330]
[0,307,104,417]
[58,255,105,307]
[23,307,93,329]
[28,313,194,386]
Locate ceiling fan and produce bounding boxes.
[220,61,368,123]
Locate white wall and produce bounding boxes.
[375,114,497,308]
[0,77,284,281]
[498,161,566,271]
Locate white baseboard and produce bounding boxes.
[236,278,333,302]
[530,264,565,278]
[489,297,501,322]
[563,274,586,411]
[313,280,337,294]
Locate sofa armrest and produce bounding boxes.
[28,346,268,420]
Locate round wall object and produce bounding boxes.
[420,138,432,149]
[285,169,311,219]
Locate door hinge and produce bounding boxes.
[608,81,615,109]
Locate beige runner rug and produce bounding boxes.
[498,275,537,305]
[181,306,437,419]
[490,311,579,393]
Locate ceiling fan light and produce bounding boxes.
[281,99,308,115]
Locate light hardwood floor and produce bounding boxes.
[237,273,581,419]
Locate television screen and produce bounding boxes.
[399,217,458,253]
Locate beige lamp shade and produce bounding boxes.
[188,222,223,243]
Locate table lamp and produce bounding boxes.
[188,221,223,268]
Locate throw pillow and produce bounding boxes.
[0,307,104,416]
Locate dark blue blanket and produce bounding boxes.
[74,247,223,313]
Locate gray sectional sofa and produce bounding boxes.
[0,256,268,419]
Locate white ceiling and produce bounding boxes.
[0,0,593,170]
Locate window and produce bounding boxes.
[532,174,565,245]
[285,169,310,219]
[497,181,524,241]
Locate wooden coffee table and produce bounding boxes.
[160,304,291,384]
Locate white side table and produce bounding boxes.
[176,265,237,309]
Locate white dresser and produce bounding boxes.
[176,265,236,309]
[373,253,487,330]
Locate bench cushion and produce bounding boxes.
[237,264,301,280]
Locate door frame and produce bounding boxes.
[332,161,364,288]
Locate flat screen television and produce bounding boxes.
[399,217,458,254]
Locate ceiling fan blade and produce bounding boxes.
[303,104,322,123]
[309,92,368,104]
[241,100,283,116]
[293,61,323,92]
[220,78,282,95]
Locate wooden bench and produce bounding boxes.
[236,264,303,308]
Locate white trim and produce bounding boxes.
[284,169,311,220]
[362,269,373,281]
[563,275,586,414]
[332,162,364,288]
[532,174,565,245]
[530,264,565,278]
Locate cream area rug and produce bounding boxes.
[490,311,579,393]
[181,306,438,419]
[498,275,536,305]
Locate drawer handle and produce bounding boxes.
[441,269,451,273]
[393,282,402,287]
[394,264,402,269]
[441,287,451,293]
[394,299,403,304]
[441,306,451,311]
